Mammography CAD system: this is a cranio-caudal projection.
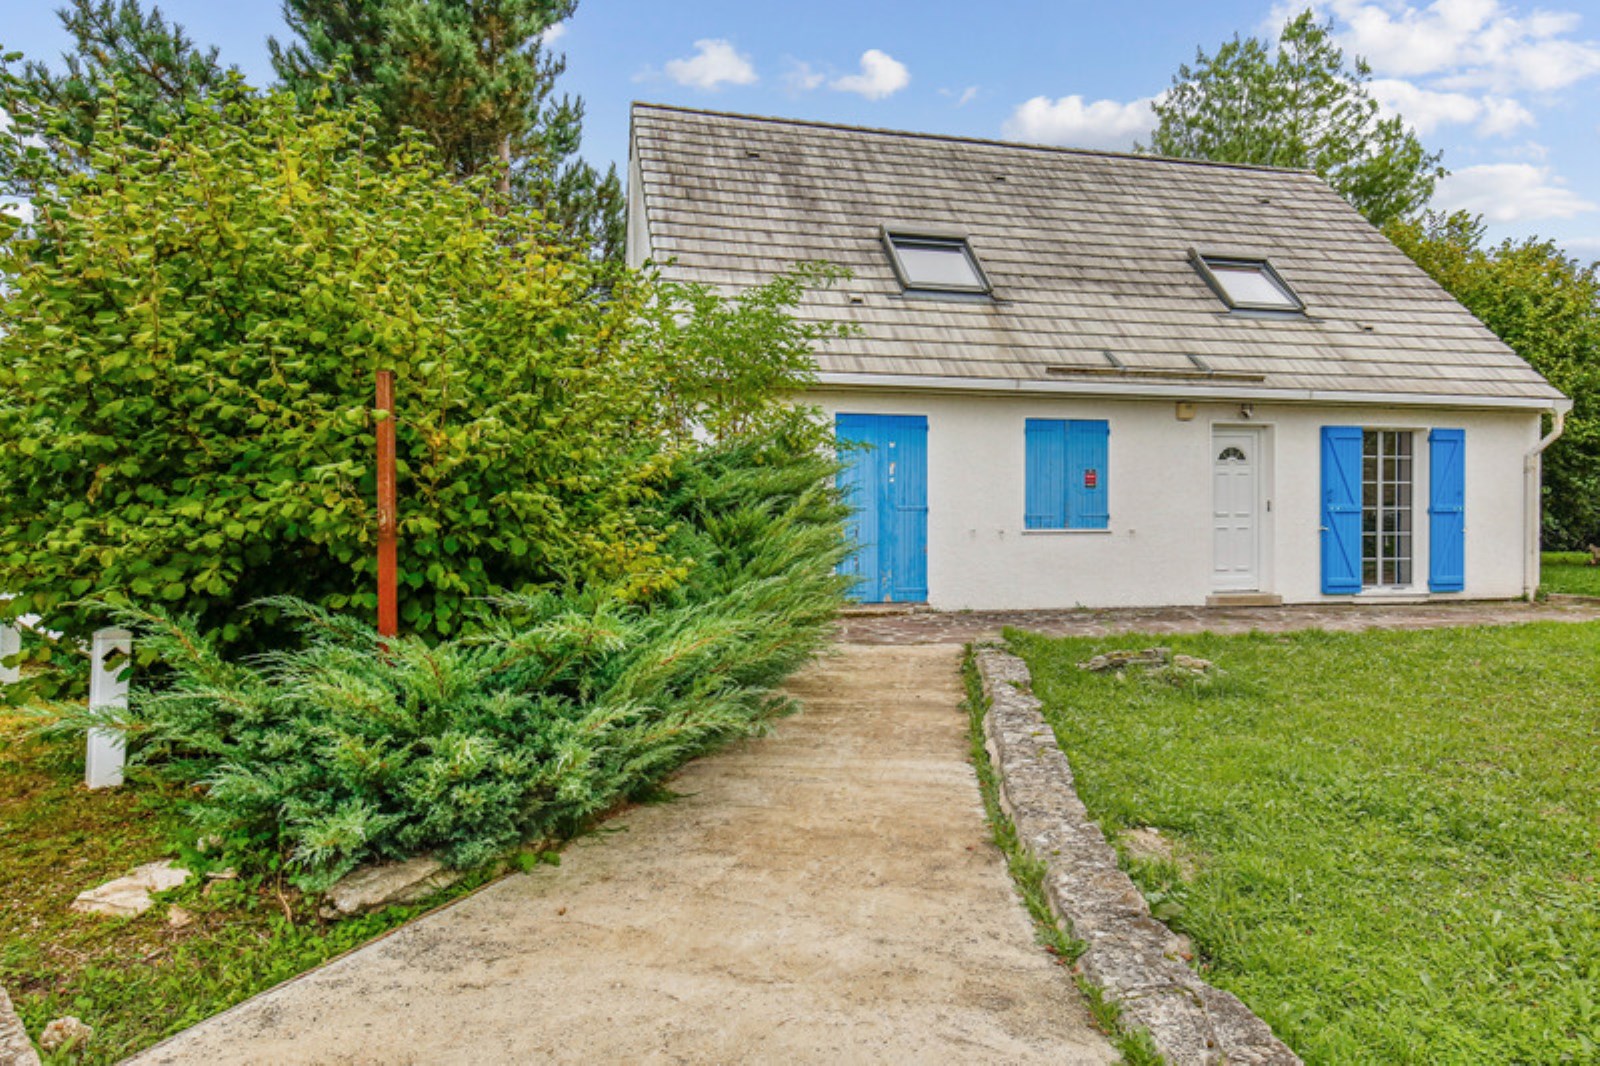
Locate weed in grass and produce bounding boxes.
[1011,622,1600,1066]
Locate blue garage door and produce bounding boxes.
[836,413,928,603]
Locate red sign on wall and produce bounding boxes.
[1084,469,1099,489]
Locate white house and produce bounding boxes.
[626,104,1569,610]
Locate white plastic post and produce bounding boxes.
[0,623,18,686]
[86,627,131,790]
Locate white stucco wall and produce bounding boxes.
[810,389,1541,610]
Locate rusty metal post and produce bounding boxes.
[376,370,398,639]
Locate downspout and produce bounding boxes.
[1523,407,1567,598]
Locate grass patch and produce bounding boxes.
[0,712,491,1065]
[960,648,1163,1066]
[1542,551,1600,597]
[1010,622,1600,1066]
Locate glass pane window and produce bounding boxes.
[1362,430,1413,587]
[1197,256,1304,312]
[885,233,990,293]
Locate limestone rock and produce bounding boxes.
[71,861,191,919]
[319,857,462,920]
[38,1016,91,1053]
[1079,647,1215,677]
[1080,647,1170,672]
[0,984,41,1066]
[166,906,195,930]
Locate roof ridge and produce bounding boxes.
[630,101,1319,178]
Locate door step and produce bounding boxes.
[1206,592,1283,608]
[838,603,931,617]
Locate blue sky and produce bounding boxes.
[6,0,1599,259]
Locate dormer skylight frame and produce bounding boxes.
[1191,251,1305,314]
[882,227,993,296]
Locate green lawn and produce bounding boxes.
[0,713,493,1065]
[1542,551,1600,597]
[1011,623,1600,1066]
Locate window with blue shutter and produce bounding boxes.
[1428,428,1465,592]
[1321,426,1363,594]
[1025,419,1109,530]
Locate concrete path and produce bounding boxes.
[837,598,1600,645]
[132,645,1117,1066]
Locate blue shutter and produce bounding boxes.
[889,416,929,602]
[1067,420,1110,529]
[835,414,879,601]
[1321,426,1363,594]
[1428,428,1465,592]
[1025,420,1067,529]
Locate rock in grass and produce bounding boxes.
[1079,647,1215,677]
[70,861,191,919]
[0,985,41,1066]
[319,857,462,920]
[38,1016,91,1053]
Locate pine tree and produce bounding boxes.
[1142,10,1443,227]
[269,0,623,261]
[0,0,233,195]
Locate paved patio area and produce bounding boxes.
[131,645,1116,1066]
[836,598,1600,645]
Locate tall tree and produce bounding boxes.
[0,0,232,198]
[1387,213,1600,549]
[1143,9,1443,227]
[270,0,624,261]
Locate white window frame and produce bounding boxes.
[1362,428,1416,589]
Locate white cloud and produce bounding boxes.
[1562,236,1600,261]
[830,49,910,100]
[540,22,566,48]
[663,39,758,90]
[1476,95,1536,135]
[1314,0,1600,92]
[938,85,981,107]
[1498,139,1550,160]
[1368,78,1534,136]
[1002,94,1158,151]
[1369,78,1482,133]
[1433,163,1597,221]
[782,60,825,94]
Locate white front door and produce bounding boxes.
[1212,429,1262,592]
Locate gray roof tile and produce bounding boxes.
[630,104,1564,406]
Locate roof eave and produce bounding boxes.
[808,371,1570,413]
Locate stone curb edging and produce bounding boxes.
[0,984,41,1066]
[976,647,1301,1066]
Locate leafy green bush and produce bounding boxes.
[0,77,847,679]
[58,433,848,889]
[1387,212,1600,549]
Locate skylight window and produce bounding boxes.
[883,231,990,295]
[1194,254,1304,313]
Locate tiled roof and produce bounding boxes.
[630,103,1565,408]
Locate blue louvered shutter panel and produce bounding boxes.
[1025,420,1066,529]
[1068,420,1110,529]
[889,416,929,603]
[1428,428,1465,592]
[1321,426,1363,594]
[834,415,878,601]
